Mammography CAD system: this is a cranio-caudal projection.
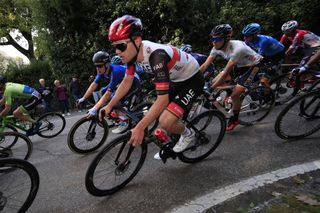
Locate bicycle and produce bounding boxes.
[0,158,40,213]
[0,112,66,138]
[0,131,33,160]
[67,101,156,154]
[85,108,226,196]
[274,88,320,140]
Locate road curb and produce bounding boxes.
[169,159,320,213]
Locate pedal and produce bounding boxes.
[159,142,177,164]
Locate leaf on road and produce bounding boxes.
[293,176,305,185]
[271,191,282,197]
[295,194,320,206]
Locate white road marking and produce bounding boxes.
[169,159,320,213]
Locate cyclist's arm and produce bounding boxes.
[212,60,236,88]
[199,55,216,73]
[81,82,98,100]
[94,90,112,109]
[0,97,4,106]
[306,49,320,66]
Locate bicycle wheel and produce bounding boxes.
[0,132,33,160]
[67,116,109,154]
[270,73,297,104]
[85,132,147,196]
[131,102,158,134]
[178,110,226,163]
[0,158,40,213]
[275,90,320,140]
[36,112,66,138]
[307,79,320,92]
[239,86,275,126]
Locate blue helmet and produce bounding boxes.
[111,55,123,65]
[242,23,261,36]
[180,44,192,53]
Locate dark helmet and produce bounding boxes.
[210,24,233,37]
[242,23,261,36]
[111,55,123,65]
[0,76,6,85]
[108,15,143,42]
[92,51,110,64]
[281,20,298,34]
[180,44,192,53]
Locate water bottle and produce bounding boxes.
[154,128,169,143]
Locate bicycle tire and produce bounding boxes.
[269,73,298,104]
[178,110,226,163]
[67,116,109,154]
[307,79,320,92]
[36,112,66,138]
[239,86,275,126]
[275,90,320,140]
[0,158,40,213]
[85,132,147,196]
[0,131,33,160]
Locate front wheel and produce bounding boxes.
[178,110,226,163]
[0,131,33,160]
[85,132,147,196]
[67,116,109,154]
[275,90,320,140]
[36,112,66,138]
[0,158,40,213]
[239,86,275,126]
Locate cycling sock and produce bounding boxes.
[232,110,240,121]
[182,127,191,136]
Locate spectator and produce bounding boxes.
[70,75,83,112]
[38,78,53,113]
[54,80,70,116]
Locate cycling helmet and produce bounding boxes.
[0,76,6,85]
[108,15,143,42]
[111,55,123,65]
[281,20,298,34]
[92,51,110,64]
[210,24,233,37]
[180,44,192,53]
[242,23,261,35]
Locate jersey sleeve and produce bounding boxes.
[107,70,122,93]
[290,31,305,49]
[94,74,101,84]
[280,34,288,44]
[3,89,12,105]
[149,49,171,95]
[125,63,136,75]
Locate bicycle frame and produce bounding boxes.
[0,115,31,133]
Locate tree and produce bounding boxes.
[0,0,35,60]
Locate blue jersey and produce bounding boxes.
[245,35,284,56]
[191,53,215,73]
[95,64,140,94]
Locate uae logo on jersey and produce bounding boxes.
[146,47,151,54]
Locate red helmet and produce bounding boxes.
[108,15,142,42]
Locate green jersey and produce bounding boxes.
[3,83,40,105]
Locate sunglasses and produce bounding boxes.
[211,37,223,43]
[113,40,132,52]
[95,64,104,68]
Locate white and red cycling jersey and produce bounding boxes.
[280,30,320,50]
[126,40,199,95]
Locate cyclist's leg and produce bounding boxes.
[13,96,41,123]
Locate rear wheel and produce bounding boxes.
[275,90,320,140]
[67,116,109,154]
[270,73,298,104]
[85,132,147,196]
[178,110,226,163]
[36,112,66,138]
[239,86,275,126]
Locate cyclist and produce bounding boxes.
[180,44,215,79]
[199,24,263,131]
[291,48,320,74]
[242,23,285,86]
[85,51,141,134]
[0,77,42,136]
[280,20,320,65]
[102,15,204,154]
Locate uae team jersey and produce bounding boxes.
[280,30,320,50]
[126,40,199,94]
[210,40,263,67]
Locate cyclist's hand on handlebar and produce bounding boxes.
[87,107,97,118]
[99,105,111,121]
[292,65,309,75]
[128,127,144,147]
[76,97,85,106]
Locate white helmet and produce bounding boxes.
[281,20,298,34]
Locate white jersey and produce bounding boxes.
[210,40,263,67]
[133,40,199,82]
